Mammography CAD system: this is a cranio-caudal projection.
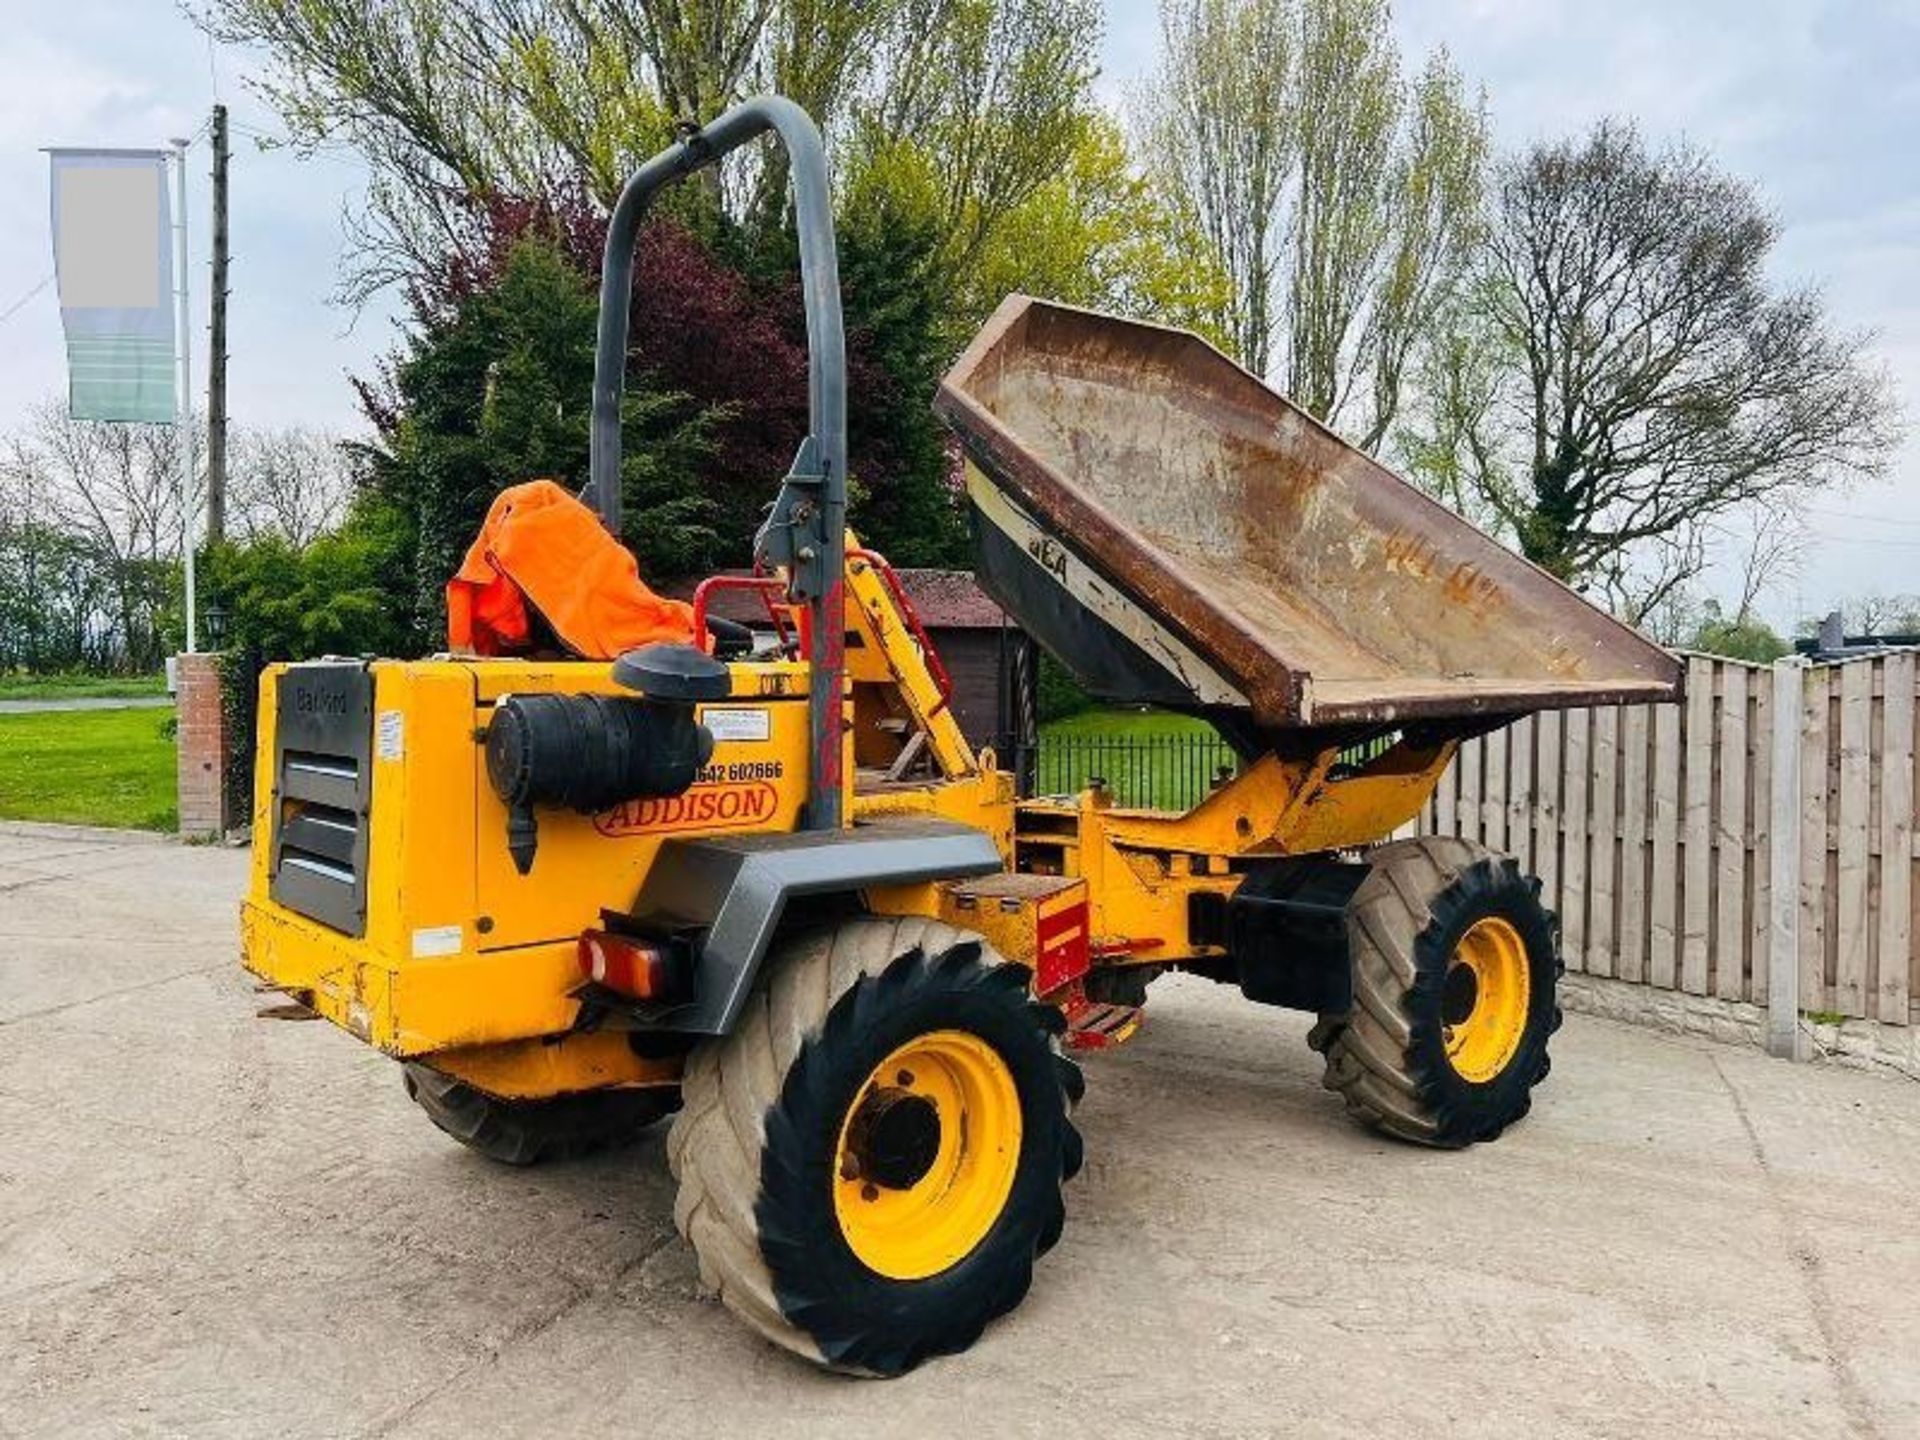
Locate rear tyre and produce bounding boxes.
[402,1065,679,1166]
[1309,836,1560,1148]
[667,917,1081,1376]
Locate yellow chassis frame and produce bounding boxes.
[241,540,1455,1101]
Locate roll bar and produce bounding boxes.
[589,95,847,830]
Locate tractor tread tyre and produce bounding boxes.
[667,916,1081,1376]
[1310,836,1561,1149]
[402,1065,678,1167]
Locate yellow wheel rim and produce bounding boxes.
[832,1029,1022,1281]
[1442,916,1531,1083]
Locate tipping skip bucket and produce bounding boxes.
[935,296,1683,732]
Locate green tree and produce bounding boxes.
[363,237,723,643]
[834,160,970,565]
[204,0,1100,298]
[0,516,112,674]
[1685,602,1788,664]
[967,115,1232,347]
[202,530,413,662]
[1132,0,1291,370]
[1136,0,1485,447]
[857,0,1101,289]
[842,111,1231,354]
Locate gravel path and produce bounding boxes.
[0,695,173,714]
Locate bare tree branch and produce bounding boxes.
[227,426,359,547]
[0,402,188,670]
[1133,0,1485,448]
[1403,120,1902,602]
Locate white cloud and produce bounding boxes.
[0,39,153,148]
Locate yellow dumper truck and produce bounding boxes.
[240,96,1683,1374]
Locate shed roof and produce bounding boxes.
[891,569,1006,629]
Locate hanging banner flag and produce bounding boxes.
[48,148,176,423]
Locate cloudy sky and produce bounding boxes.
[2,0,1914,624]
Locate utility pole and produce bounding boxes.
[206,103,229,545]
[171,135,196,654]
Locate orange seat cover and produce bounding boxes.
[446,479,695,658]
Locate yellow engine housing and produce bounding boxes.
[242,656,821,1093]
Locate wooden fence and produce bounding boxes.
[1417,651,1919,1032]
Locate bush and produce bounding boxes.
[202,522,418,830]
[202,528,412,663]
[1036,651,1095,723]
[1686,607,1788,664]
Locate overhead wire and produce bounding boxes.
[0,274,55,329]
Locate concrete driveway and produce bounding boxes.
[3,823,1916,1440]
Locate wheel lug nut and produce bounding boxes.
[861,1183,878,1202]
[896,1070,914,1087]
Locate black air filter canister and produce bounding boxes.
[483,648,729,875]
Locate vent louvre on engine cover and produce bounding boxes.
[269,662,374,936]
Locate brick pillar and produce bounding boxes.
[175,652,230,838]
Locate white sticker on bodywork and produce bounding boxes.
[411,925,462,958]
[702,707,772,743]
[376,709,404,761]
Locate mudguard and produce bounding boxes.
[620,818,1002,1036]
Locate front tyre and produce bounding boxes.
[1309,837,1560,1148]
[667,917,1082,1376]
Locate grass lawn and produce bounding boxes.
[0,707,177,830]
[0,672,168,702]
[1040,707,1214,741]
[1035,707,1232,810]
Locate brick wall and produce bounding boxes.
[175,653,230,838]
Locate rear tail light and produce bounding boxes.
[577,929,677,1000]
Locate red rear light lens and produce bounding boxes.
[577,929,672,999]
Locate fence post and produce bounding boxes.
[1766,657,1804,1059]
